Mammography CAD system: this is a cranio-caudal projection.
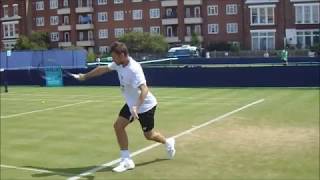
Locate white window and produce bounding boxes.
[150,26,160,35]
[250,6,275,25]
[63,0,69,7]
[150,8,160,19]
[50,0,58,9]
[194,7,201,17]
[36,1,44,11]
[98,12,108,22]
[97,0,107,5]
[115,28,125,38]
[99,46,109,54]
[3,22,17,38]
[227,23,238,33]
[251,30,275,50]
[63,15,69,25]
[132,10,143,20]
[208,5,218,16]
[186,26,192,36]
[3,6,9,17]
[133,27,143,32]
[114,11,124,21]
[195,25,201,34]
[114,0,123,4]
[64,32,70,42]
[88,31,93,40]
[13,4,19,16]
[208,24,219,34]
[50,32,59,42]
[50,16,59,25]
[295,4,320,24]
[166,26,173,37]
[296,30,320,49]
[36,17,45,26]
[226,4,238,15]
[79,32,84,41]
[99,29,108,39]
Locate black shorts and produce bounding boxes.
[119,104,156,132]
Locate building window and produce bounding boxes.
[226,23,238,34]
[64,32,70,42]
[226,4,237,15]
[251,31,275,50]
[63,16,70,25]
[3,5,9,17]
[133,27,143,32]
[194,6,201,17]
[195,25,201,35]
[99,29,108,39]
[88,31,93,40]
[250,6,275,25]
[208,5,218,16]
[63,0,69,7]
[98,12,108,22]
[97,0,107,5]
[114,11,124,21]
[13,4,19,16]
[208,24,219,34]
[295,4,319,24]
[50,32,59,42]
[3,23,16,38]
[296,30,320,49]
[50,16,59,25]
[115,28,125,38]
[99,46,109,54]
[114,0,123,4]
[150,26,160,35]
[36,1,44,11]
[36,17,45,26]
[150,8,160,19]
[50,0,58,9]
[132,10,143,20]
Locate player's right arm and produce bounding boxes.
[72,66,112,81]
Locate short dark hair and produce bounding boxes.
[110,41,128,56]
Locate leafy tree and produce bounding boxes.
[190,32,200,47]
[15,32,50,50]
[119,32,168,53]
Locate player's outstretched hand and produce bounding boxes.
[70,73,86,81]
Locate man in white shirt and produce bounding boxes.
[72,41,175,172]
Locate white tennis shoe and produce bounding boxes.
[166,138,176,159]
[112,158,135,173]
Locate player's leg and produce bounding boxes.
[139,106,176,159]
[113,104,135,172]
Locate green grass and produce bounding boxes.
[1,86,319,180]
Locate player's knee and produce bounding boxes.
[113,121,124,131]
[144,131,154,140]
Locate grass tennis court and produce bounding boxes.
[1,86,319,180]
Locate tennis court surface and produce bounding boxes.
[1,86,319,180]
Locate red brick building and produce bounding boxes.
[1,0,319,52]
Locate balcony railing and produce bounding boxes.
[57,8,71,15]
[184,17,203,24]
[76,40,95,47]
[58,42,72,47]
[161,0,178,7]
[75,7,94,13]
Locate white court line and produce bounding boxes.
[68,98,265,180]
[1,100,93,119]
[0,164,75,177]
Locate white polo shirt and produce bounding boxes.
[108,57,157,113]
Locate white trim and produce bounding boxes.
[2,5,8,7]
[12,4,18,6]
[2,21,19,25]
[67,99,265,180]
[291,0,319,2]
[293,2,320,6]
[296,29,320,32]
[246,0,279,4]
[248,4,276,8]
[250,29,276,32]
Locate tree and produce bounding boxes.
[15,32,50,50]
[190,32,200,47]
[119,32,168,53]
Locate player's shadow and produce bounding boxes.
[26,158,168,179]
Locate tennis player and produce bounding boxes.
[72,41,175,172]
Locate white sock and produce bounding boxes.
[120,150,130,159]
